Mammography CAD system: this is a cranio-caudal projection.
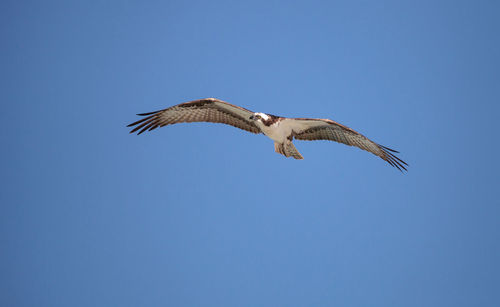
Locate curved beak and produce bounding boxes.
[249,115,254,120]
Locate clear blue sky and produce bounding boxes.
[2,0,499,306]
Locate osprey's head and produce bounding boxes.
[249,112,269,122]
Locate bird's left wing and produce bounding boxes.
[128,98,260,134]
[287,118,408,171]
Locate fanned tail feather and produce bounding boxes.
[274,141,304,160]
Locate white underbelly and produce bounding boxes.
[259,122,292,143]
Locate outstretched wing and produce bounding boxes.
[127,98,260,135]
[288,118,408,171]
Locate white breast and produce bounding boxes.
[256,119,294,143]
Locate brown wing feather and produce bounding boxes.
[293,118,408,171]
[127,98,260,135]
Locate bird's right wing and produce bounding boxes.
[128,98,261,135]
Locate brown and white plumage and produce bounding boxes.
[127,98,259,135]
[287,118,407,171]
[128,98,407,171]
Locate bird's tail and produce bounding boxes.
[274,141,304,160]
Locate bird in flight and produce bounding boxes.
[128,98,407,171]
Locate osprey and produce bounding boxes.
[128,98,407,171]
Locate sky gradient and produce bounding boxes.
[2,1,500,306]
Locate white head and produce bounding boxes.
[249,112,270,122]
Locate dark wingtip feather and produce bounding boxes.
[136,108,166,116]
[378,144,408,172]
[380,145,400,153]
[137,111,157,116]
[127,110,164,135]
